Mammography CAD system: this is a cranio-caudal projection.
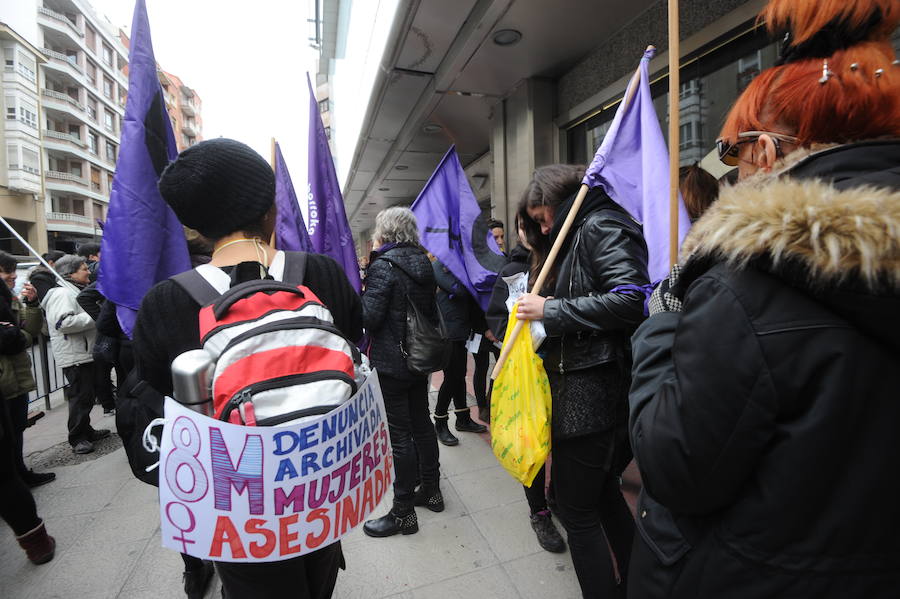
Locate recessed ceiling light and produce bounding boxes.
[368,201,376,205]
[492,29,522,46]
[395,165,409,171]
[422,123,442,133]
[378,187,390,191]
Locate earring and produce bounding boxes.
[818,60,834,84]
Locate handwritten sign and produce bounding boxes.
[158,371,392,562]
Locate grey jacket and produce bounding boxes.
[41,285,95,368]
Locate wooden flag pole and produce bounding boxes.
[668,0,680,267]
[490,47,653,381]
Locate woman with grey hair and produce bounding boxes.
[361,207,443,537]
[41,255,109,454]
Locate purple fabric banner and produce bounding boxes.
[306,74,361,292]
[98,0,190,337]
[411,146,505,311]
[273,142,313,252]
[582,47,691,284]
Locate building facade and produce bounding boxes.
[322,0,900,251]
[34,0,128,253]
[1,23,48,256]
[158,69,202,152]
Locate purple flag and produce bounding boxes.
[582,47,691,284]
[273,142,312,252]
[306,74,361,292]
[98,0,190,337]
[411,146,505,311]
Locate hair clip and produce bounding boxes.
[874,68,884,78]
[850,63,859,71]
[818,60,834,84]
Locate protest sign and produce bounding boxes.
[158,371,392,562]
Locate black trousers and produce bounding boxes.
[523,463,548,514]
[552,431,635,598]
[0,397,40,536]
[64,362,98,446]
[472,339,499,409]
[217,541,343,599]
[93,358,116,411]
[380,373,440,504]
[435,341,468,417]
[9,393,30,475]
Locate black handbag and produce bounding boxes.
[381,257,450,375]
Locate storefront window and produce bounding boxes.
[568,24,780,167]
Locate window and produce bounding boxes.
[4,96,14,120]
[325,127,332,141]
[104,110,114,132]
[86,60,97,85]
[87,97,98,120]
[107,173,114,192]
[93,201,104,220]
[72,198,85,216]
[69,161,82,178]
[103,77,113,99]
[54,196,71,213]
[102,44,113,67]
[19,102,37,128]
[22,148,39,175]
[17,52,36,83]
[91,169,101,192]
[4,59,12,71]
[7,145,18,169]
[679,79,701,99]
[106,141,117,162]
[318,99,328,114]
[88,130,98,154]
[68,124,80,139]
[86,26,97,52]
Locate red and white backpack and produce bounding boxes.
[171,251,362,426]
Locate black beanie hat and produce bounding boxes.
[158,138,275,239]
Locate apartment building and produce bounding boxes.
[34,0,127,253]
[159,69,202,152]
[1,23,49,256]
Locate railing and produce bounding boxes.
[43,129,86,147]
[41,88,85,111]
[47,211,92,224]
[26,335,68,410]
[37,6,84,38]
[45,172,89,187]
[41,48,83,74]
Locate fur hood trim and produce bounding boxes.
[681,178,900,290]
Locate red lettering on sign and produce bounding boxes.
[305,508,331,549]
[245,518,276,559]
[209,516,246,559]
[279,514,301,556]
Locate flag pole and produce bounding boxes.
[269,137,277,247]
[668,0,680,267]
[491,47,653,381]
[0,215,76,291]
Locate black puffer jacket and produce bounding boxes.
[363,244,438,380]
[541,188,649,373]
[629,141,900,599]
[433,260,480,341]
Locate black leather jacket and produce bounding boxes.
[541,188,649,373]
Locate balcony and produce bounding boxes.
[46,211,96,235]
[37,7,84,40]
[42,88,85,112]
[43,129,86,148]
[180,101,196,117]
[47,211,92,224]
[181,122,199,137]
[45,170,87,185]
[41,48,83,79]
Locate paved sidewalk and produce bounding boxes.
[1,388,583,599]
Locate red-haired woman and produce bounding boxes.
[628,1,900,597]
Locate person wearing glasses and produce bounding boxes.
[628,0,900,597]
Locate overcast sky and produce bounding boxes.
[90,0,318,175]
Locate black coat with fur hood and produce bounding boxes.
[628,140,900,598]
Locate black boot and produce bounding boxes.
[414,486,445,512]
[455,409,487,433]
[363,503,418,537]
[477,406,490,425]
[434,415,459,446]
[530,510,566,553]
[21,470,56,489]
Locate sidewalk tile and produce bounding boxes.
[502,552,581,599]
[407,564,521,599]
[449,466,524,514]
[24,538,145,599]
[470,500,552,562]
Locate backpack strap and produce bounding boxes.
[171,269,223,307]
[281,251,308,285]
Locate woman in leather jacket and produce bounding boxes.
[516,164,649,598]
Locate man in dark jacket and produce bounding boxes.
[629,140,900,598]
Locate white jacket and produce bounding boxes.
[41,285,95,368]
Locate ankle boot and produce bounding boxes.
[363,503,418,537]
[455,409,487,433]
[434,416,459,446]
[414,486,445,512]
[16,520,56,564]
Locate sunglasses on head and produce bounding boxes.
[716,131,799,166]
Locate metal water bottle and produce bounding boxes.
[171,349,215,417]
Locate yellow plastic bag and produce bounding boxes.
[490,305,551,486]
